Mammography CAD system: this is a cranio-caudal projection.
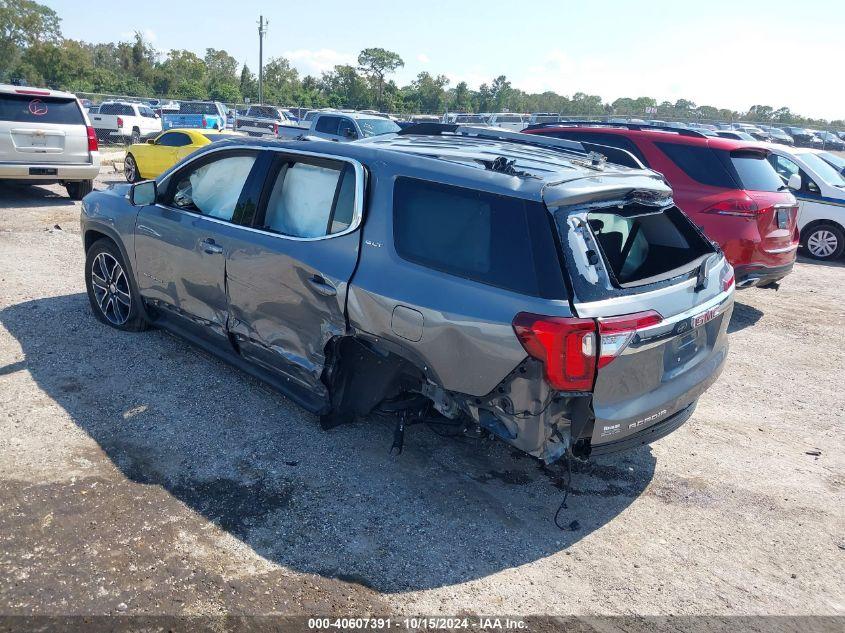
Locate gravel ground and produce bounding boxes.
[0,174,843,618]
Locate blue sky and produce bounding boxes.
[44,0,844,120]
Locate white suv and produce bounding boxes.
[0,84,100,199]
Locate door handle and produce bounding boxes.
[201,238,224,254]
[307,274,337,297]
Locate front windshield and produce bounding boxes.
[358,118,401,137]
[801,152,845,185]
[819,151,845,170]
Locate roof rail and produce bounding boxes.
[394,123,645,169]
[523,120,710,139]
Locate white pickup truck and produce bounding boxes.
[234,105,298,137]
[89,101,161,144]
[276,111,401,141]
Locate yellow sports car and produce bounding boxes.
[124,128,235,182]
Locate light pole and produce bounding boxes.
[258,15,268,105]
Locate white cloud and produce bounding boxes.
[282,48,356,77]
[416,53,430,64]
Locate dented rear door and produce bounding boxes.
[224,150,365,410]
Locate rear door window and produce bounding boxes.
[257,159,357,238]
[655,142,737,188]
[392,178,566,298]
[0,94,84,125]
[314,116,340,135]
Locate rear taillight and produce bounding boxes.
[702,198,761,217]
[597,311,662,369]
[512,313,597,391]
[116,116,124,128]
[86,125,98,152]
[721,266,735,292]
[201,115,207,127]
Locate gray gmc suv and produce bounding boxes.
[80,126,735,463]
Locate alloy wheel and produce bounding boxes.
[125,155,137,182]
[90,252,132,325]
[807,229,838,258]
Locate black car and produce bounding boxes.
[765,127,794,146]
[815,131,845,151]
[784,127,823,148]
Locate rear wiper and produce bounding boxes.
[694,254,715,292]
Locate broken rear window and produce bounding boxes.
[586,206,714,287]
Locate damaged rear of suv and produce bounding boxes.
[334,128,734,462]
[82,126,733,465]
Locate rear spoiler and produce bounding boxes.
[396,123,646,169]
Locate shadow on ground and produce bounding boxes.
[796,253,845,269]
[0,183,77,208]
[728,301,764,334]
[1,294,657,593]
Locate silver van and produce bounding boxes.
[0,84,100,199]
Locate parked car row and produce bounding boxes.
[83,98,230,144]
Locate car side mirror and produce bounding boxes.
[787,173,802,191]
[130,180,157,206]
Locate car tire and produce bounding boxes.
[66,180,93,200]
[85,238,148,332]
[804,223,845,260]
[124,153,140,183]
[131,129,141,144]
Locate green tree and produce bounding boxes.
[406,72,449,113]
[262,56,300,104]
[450,81,472,112]
[490,75,512,110]
[239,64,257,102]
[321,64,371,110]
[357,47,404,109]
[0,0,61,80]
[204,48,238,81]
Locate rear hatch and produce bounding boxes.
[0,91,89,164]
[545,174,734,452]
[718,148,799,259]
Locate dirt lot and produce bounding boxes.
[0,174,843,619]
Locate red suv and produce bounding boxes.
[523,123,800,287]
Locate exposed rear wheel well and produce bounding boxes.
[320,336,429,427]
